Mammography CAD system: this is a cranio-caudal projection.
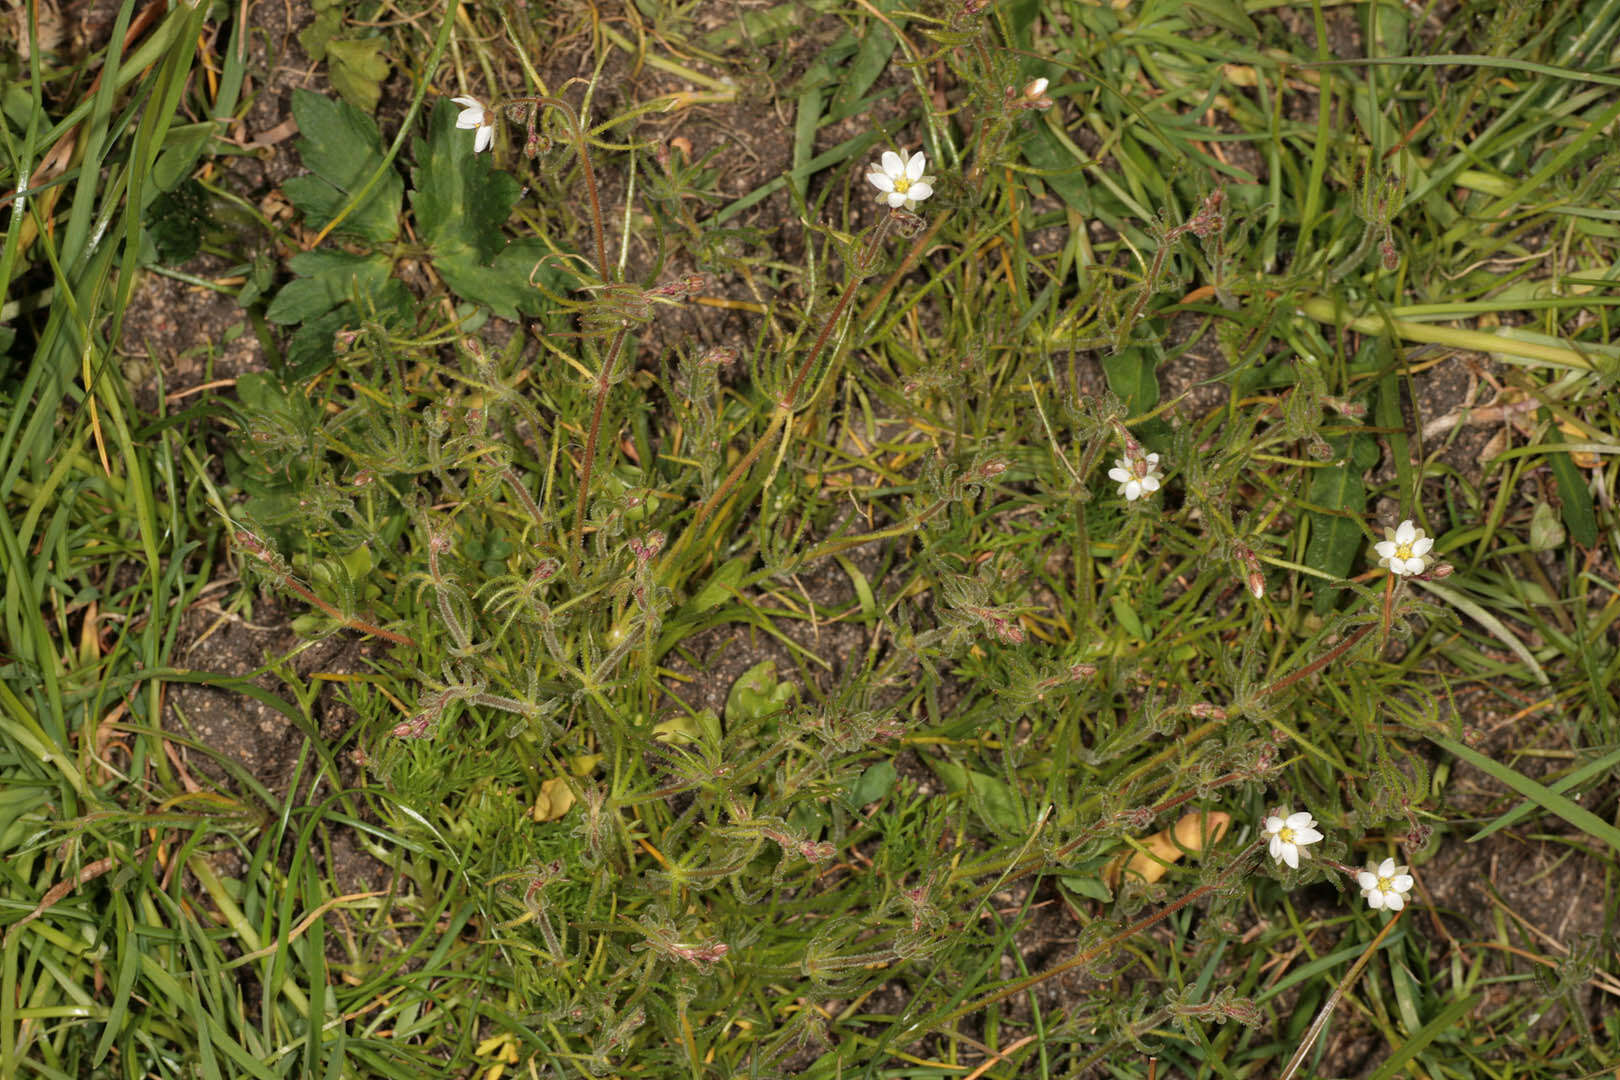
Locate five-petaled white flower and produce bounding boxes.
[1108,453,1163,502]
[1358,857,1414,911]
[867,148,935,211]
[1375,519,1433,577]
[453,96,495,154]
[1263,809,1323,870]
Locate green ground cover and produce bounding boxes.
[2,0,1619,1075]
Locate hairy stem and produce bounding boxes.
[574,325,630,562]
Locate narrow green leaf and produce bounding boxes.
[1365,993,1480,1080]
[1305,434,1371,613]
[1431,734,1620,853]
[1470,745,1620,843]
[1540,409,1599,547]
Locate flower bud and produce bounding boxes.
[1018,76,1055,110]
[1247,571,1266,600]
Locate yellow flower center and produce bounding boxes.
[1394,543,1413,560]
[893,176,911,194]
[1278,827,1295,843]
[1376,874,1394,892]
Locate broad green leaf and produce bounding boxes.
[326,38,390,115]
[1061,874,1113,902]
[724,659,796,725]
[1101,346,1159,415]
[298,0,343,60]
[412,99,524,263]
[1304,433,1374,613]
[264,251,391,324]
[848,760,897,806]
[930,759,1024,833]
[1019,122,1092,214]
[827,14,896,123]
[284,89,402,242]
[412,101,570,316]
[434,239,568,321]
[694,556,751,613]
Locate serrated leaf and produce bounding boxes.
[725,660,796,725]
[286,89,401,242]
[298,7,341,61]
[264,251,391,324]
[434,240,567,321]
[326,38,390,114]
[413,99,524,262]
[1305,433,1371,613]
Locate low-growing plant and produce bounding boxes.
[220,3,1504,1072]
[7,0,1619,1074]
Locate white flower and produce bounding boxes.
[1108,452,1163,502]
[1263,809,1323,870]
[1374,519,1433,577]
[1357,857,1415,911]
[867,148,935,211]
[453,96,494,154]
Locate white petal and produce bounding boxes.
[1412,536,1434,556]
[1265,815,1284,834]
[1108,467,1131,484]
[1378,858,1397,877]
[1124,480,1143,501]
[452,95,482,110]
[906,150,927,181]
[1283,845,1299,870]
[456,110,483,130]
[881,151,903,178]
[1374,541,1396,559]
[868,170,895,192]
[1286,812,1313,830]
[1395,520,1416,544]
[1296,826,1323,845]
[1367,890,1387,910]
[886,191,907,208]
[1357,871,1377,890]
[1145,453,1159,467]
[1139,475,1159,493]
[1384,891,1405,911]
[1269,835,1285,860]
[906,181,933,202]
[1406,555,1427,575]
[474,125,493,153]
[1391,874,1414,892]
